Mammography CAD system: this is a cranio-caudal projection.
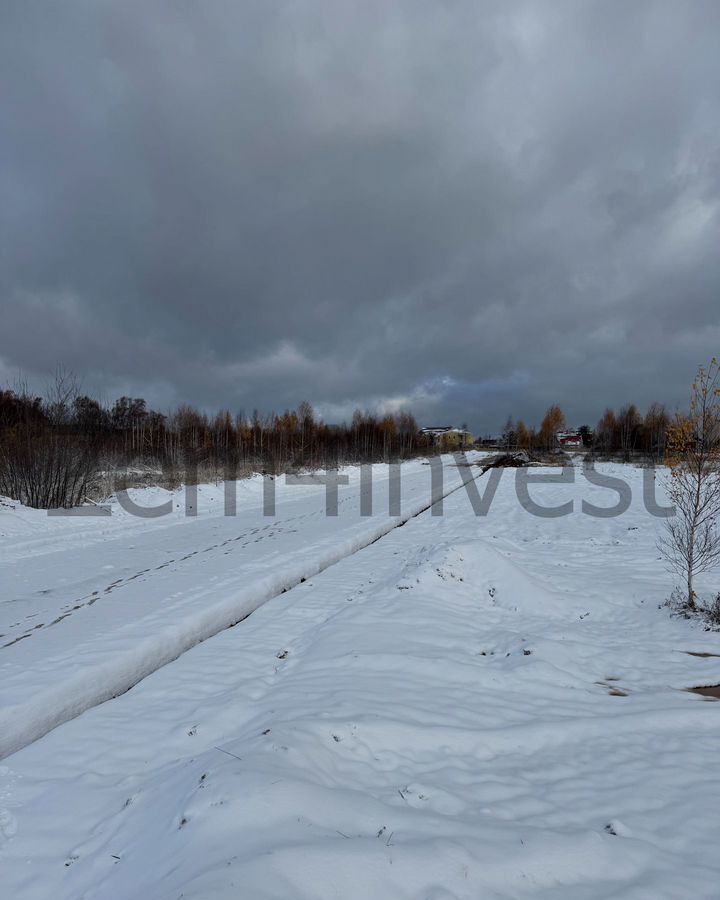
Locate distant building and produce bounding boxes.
[557,431,583,448]
[420,426,474,448]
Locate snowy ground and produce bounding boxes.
[0,457,477,758]
[2,461,720,899]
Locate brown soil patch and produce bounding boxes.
[687,684,720,700]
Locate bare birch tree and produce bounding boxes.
[660,359,720,609]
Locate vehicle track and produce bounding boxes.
[0,466,483,759]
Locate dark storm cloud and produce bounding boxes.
[2,0,720,431]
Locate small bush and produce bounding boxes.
[663,587,693,616]
[664,588,720,628]
[0,428,100,509]
[704,594,720,628]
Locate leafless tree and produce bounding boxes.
[644,402,670,462]
[617,403,642,461]
[660,360,720,609]
[44,364,80,426]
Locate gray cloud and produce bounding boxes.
[2,0,720,432]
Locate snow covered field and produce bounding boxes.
[0,458,477,758]
[2,461,720,899]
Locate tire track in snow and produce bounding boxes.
[1,524,300,646]
[1,482,357,644]
[0,467,484,760]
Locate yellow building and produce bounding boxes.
[419,426,474,450]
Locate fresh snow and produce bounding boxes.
[0,458,478,758]
[2,461,720,899]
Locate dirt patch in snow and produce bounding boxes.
[479,452,535,472]
[595,680,628,697]
[686,684,720,700]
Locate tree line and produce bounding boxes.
[499,401,671,460]
[0,375,431,507]
[0,369,701,509]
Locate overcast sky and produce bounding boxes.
[2,1,719,432]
